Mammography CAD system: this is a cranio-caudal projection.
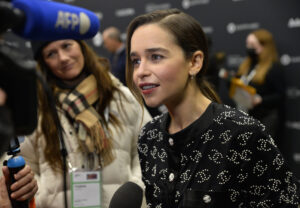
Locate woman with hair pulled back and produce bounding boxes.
[126,8,300,207]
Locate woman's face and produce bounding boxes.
[130,24,192,108]
[246,34,263,54]
[42,39,85,81]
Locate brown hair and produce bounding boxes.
[36,40,121,172]
[237,29,279,84]
[125,8,220,105]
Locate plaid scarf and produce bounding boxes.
[57,75,114,167]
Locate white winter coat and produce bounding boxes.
[20,84,152,208]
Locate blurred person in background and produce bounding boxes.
[231,28,285,149]
[205,35,226,91]
[102,26,126,86]
[20,39,151,207]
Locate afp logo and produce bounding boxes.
[55,11,91,35]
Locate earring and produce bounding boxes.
[190,74,195,80]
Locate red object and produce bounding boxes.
[29,197,36,208]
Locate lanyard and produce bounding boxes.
[241,67,257,85]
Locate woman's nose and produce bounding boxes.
[135,60,150,78]
[57,50,69,62]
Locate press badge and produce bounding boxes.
[71,171,101,208]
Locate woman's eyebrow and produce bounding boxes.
[145,47,169,54]
[130,47,169,57]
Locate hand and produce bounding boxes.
[0,176,11,208]
[252,94,262,106]
[2,165,38,201]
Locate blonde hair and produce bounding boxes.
[237,29,279,84]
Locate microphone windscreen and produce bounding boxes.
[12,0,100,40]
[109,181,143,208]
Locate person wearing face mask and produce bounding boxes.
[231,29,285,149]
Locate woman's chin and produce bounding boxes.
[144,100,161,109]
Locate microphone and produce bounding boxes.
[109,181,143,208]
[10,0,100,40]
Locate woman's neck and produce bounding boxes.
[55,70,89,89]
[167,88,212,134]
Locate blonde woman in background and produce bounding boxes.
[234,29,285,147]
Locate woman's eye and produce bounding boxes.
[132,58,141,67]
[63,43,72,49]
[151,54,163,61]
[46,51,56,58]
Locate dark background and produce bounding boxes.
[3,0,300,178]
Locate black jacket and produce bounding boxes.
[138,102,300,208]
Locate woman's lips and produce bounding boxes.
[61,63,74,71]
[139,83,159,95]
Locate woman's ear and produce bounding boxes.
[189,50,204,76]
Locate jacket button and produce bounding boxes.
[168,138,174,146]
[203,194,211,203]
[169,173,175,182]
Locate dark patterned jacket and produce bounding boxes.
[138,102,300,208]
